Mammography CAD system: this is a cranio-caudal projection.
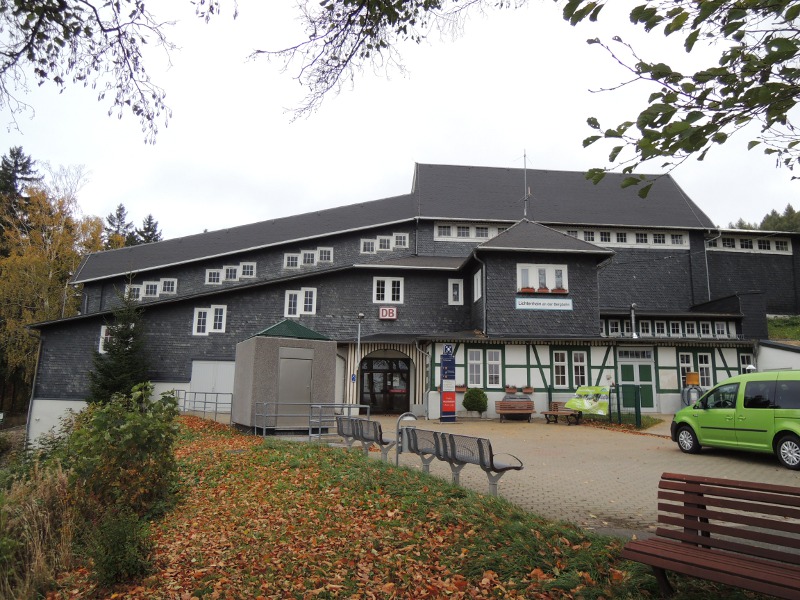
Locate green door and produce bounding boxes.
[620,363,655,409]
[694,382,739,446]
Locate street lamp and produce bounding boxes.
[356,313,365,399]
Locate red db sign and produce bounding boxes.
[379,307,397,320]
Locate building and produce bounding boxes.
[28,163,795,437]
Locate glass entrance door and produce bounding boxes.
[359,357,410,414]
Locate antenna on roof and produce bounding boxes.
[523,150,532,220]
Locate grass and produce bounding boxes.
[768,315,800,340]
[584,413,663,430]
[43,417,772,599]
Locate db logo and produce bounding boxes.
[379,307,397,320]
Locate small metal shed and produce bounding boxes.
[231,320,336,433]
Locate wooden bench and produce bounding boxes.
[403,428,523,496]
[542,401,581,425]
[622,472,800,599]
[495,400,535,422]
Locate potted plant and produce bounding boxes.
[505,384,517,394]
[536,286,550,293]
[463,388,488,417]
[455,383,467,392]
[519,287,536,294]
[522,385,534,394]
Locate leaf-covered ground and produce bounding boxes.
[47,417,768,599]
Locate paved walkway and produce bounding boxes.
[364,414,800,539]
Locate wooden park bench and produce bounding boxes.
[404,428,523,496]
[495,400,535,422]
[622,472,800,599]
[542,401,581,425]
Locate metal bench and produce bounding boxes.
[542,401,581,425]
[354,418,396,462]
[335,415,358,449]
[404,429,523,496]
[622,472,800,599]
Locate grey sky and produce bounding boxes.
[4,2,794,239]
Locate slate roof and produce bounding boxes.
[72,163,714,284]
[477,219,614,255]
[412,164,715,229]
[354,256,466,270]
[252,319,329,340]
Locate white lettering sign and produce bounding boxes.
[516,297,573,311]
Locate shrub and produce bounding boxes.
[462,388,488,415]
[86,508,153,586]
[0,434,10,457]
[67,382,180,518]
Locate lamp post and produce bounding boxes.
[356,313,365,401]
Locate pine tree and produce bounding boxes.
[0,147,42,256]
[135,214,162,244]
[87,292,150,404]
[103,203,136,249]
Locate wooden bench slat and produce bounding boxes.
[660,479,800,510]
[657,512,800,553]
[654,526,800,564]
[657,501,800,540]
[658,488,800,521]
[661,472,800,498]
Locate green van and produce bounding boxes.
[671,371,800,470]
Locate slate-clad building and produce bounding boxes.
[28,163,795,434]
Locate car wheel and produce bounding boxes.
[677,426,701,454]
[777,435,800,470]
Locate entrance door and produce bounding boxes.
[619,363,655,409]
[277,357,312,428]
[359,357,410,414]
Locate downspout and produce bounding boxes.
[704,230,722,302]
[24,330,43,449]
[472,250,488,335]
[415,340,431,420]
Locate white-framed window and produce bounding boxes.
[475,226,489,238]
[457,225,470,238]
[679,353,693,387]
[715,322,728,338]
[685,322,697,337]
[125,284,142,300]
[616,232,627,243]
[777,240,789,251]
[739,353,755,374]
[639,320,652,336]
[211,305,227,332]
[473,269,482,302]
[467,349,482,387]
[394,233,408,248]
[655,321,667,337]
[373,277,403,304]
[740,238,753,249]
[600,231,611,243]
[194,305,227,335]
[437,225,451,237]
[573,351,587,387]
[497,227,508,234]
[700,321,712,337]
[284,254,300,269]
[143,281,159,297]
[318,248,333,263]
[99,325,113,354]
[160,278,177,294]
[285,288,317,317]
[302,251,316,266]
[517,263,569,292]
[636,232,648,244]
[758,239,771,251]
[653,233,665,244]
[698,353,712,387]
[583,231,595,242]
[553,351,568,388]
[224,266,238,281]
[448,279,464,306]
[206,269,222,284]
[361,240,376,253]
[377,236,393,251]
[240,263,256,278]
[623,320,632,335]
[567,230,578,238]
[671,234,684,245]
[670,322,682,337]
[707,238,718,248]
[722,237,736,248]
[487,349,501,387]
[609,320,620,336]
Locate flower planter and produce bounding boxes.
[505,386,517,394]
[455,386,467,393]
[536,287,550,293]
[522,387,534,394]
[519,287,536,294]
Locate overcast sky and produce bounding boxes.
[3,2,796,239]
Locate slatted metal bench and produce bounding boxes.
[354,418,396,462]
[495,400,535,422]
[404,429,523,496]
[335,415,358,449]
[542,401,581,425]
[622,472,800,599]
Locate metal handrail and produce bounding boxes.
[176,391,232,423]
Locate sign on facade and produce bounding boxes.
[516,297,573,311]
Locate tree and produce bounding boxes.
[87,293,150,404]
[103,204,136,249]
[0,147,42,255]
[135,215,163,245]
[564,0,800,194]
